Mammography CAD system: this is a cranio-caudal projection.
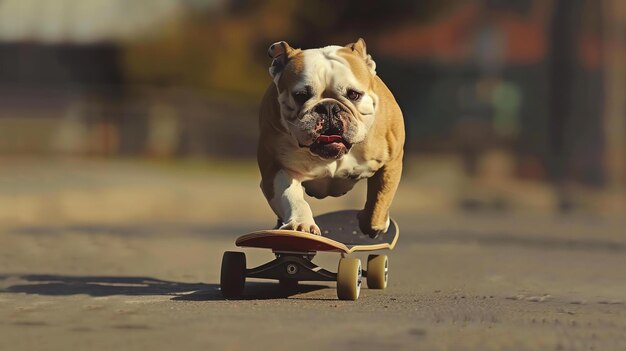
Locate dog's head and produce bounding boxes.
[268,39,378,159]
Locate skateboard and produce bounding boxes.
[220,210,399,301]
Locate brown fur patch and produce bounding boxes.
[276,51,305,93]
[336,48,373,88]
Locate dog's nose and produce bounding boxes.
[313,104,329,116]
[313,101,341,118]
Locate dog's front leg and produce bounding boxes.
[358,153,403,237]
[269,170,320,235]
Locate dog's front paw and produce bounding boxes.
[357,211,390,238]
[280,219,321,235]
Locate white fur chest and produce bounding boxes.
[302,150,379,180]
[298,152,377,199]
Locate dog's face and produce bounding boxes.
[268,39,378,159]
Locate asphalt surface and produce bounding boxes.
[1,158,625,351]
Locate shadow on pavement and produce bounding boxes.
[173,282,330,301]
[0,274,329,301]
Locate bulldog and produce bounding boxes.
[257,38,405,237]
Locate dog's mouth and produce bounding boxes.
[316,135,344,144]
[309,130,351,159]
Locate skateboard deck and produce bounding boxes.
[235,210,399,254]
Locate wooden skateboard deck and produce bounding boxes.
[235,210,399,254]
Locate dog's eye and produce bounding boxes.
[346,89,362,101]
[293,91,311,105]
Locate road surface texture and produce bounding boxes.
[1,158,625,351]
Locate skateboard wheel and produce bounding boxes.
[220,251,246,298]
[336,258,362,301]
[366,254,388,289]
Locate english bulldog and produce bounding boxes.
[257,38,405,237]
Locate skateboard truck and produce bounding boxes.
[246,254,336,282]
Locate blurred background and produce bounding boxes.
[1,0,625,227]
[3,3,626,348]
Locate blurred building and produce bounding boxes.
[0,0,624,190]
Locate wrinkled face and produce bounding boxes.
[272,45,378,159]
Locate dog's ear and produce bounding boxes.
[346,38,376,75]
[268,41,297,80]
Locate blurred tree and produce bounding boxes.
[122,1,297,100]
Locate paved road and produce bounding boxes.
[1,159,625,350]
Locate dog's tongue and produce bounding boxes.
[317,135,343,143]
